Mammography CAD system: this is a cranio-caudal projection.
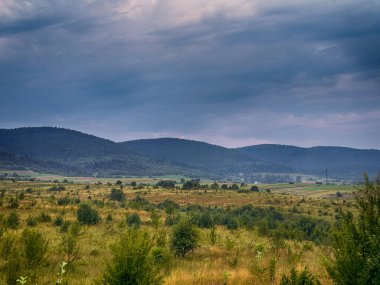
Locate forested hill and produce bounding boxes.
[0,127,202,177]
[120,138,284,175]
[237,144,380,180]
[0,127,379,180]
[0,127,119,160]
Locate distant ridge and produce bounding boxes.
[0,127,379,180]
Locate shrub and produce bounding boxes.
[191,211,214,228]
[21,229,49,271]
[1,233,17,260]
[226,218,239,230]
[156,180,176,189]
[58,196,71,206]
[230,184,239,190]
[8,197,19,209]
[106,213,113,223]
[4,250,22,285]
[37,212,52,223]
[326,174,380,284]
[48,185,66,191]
[280,268,321,285]
[250,185,259,192]
[109,188,125,202]
[6,211,20,229]
[127,213,141,228]
[170,219,199,257]
[60,220,72,233]
[102,228,164,285]
[54,216,64,227]
[77,203,100,225]
[26,215,37,227]
[61,226,80,266]
[152,247,173,273]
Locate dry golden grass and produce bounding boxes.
[0,180,354,284]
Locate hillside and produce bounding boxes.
[237,144,380,180]
[120,138,285,176]
[0,127,201,177]
[0,127,379,180]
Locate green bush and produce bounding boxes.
[61,228,80,266]
[109,188,125,202]
[76,203,100,225]
[21,229,49,270]
[37,212,52,223]
[26,215,37,227]
[57,196,71,206]
[280,268,321,285]
[4,250,22,285]
[127,213,141,228]
[54,216,64,227]
[250,185,259,192]
[6,211,20,229]
[8,197,19,209]
[1,233,17,260]
[151,246,173,273]
[326,174,380,285]
[102,228,164,285]
[170,219,199,257]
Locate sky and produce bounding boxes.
[0,0,380,148]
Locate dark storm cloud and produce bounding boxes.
[0,0,379,148]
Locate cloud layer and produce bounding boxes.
[0,0,379,148]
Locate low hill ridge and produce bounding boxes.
[0,127,379,180]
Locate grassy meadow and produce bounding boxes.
[0,177,356,284]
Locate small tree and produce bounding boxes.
[170,219,199,257]
[76,203,100,225]
[21,229,49,273]
[109,188,125,202]
[280,268,321,285]
[102,229,164,285]
[326,173,380,284]
[127,213,141,228]
[6,211,20,229]
[61,222,81,267]
[250,185,259,192]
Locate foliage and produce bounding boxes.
[26,216,37,227]
[109,188,125,202]
[102,228,164,285]
[126,213,141,228]
[151,247,173,273]
[53,216,64,227]
[57,196,71,206]
[280,268,321,285]
[156,180,176,189]
[182,180,201,190]
[76,203,100,225]
[48,185,66,192]
[21,229,48,271]
[170,219,199,257]
[326,173,380,285]
[6,211,20,229]
[37,212,51,223]
[61,223,81,267]
[250,185,259,192]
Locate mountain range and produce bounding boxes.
[0,127,379,181]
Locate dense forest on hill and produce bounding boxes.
[0,127,379,180]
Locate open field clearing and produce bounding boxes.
[0,178,361,284]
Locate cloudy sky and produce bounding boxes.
[0,0,379,148]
